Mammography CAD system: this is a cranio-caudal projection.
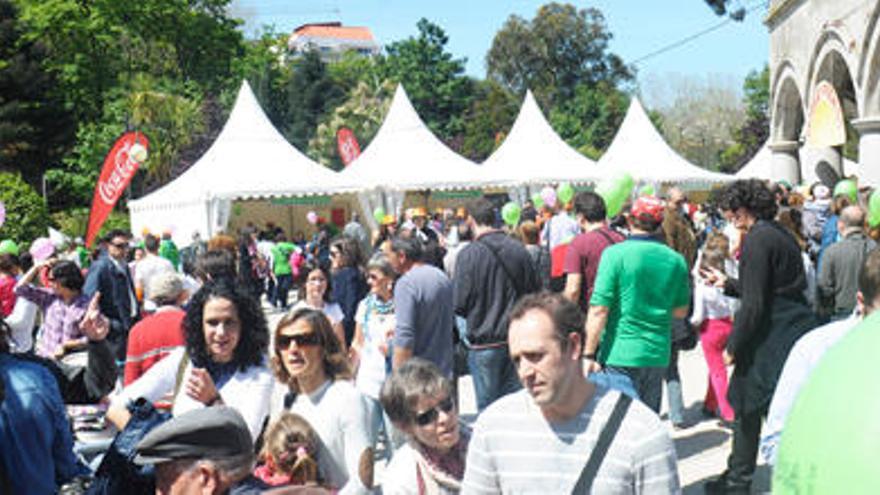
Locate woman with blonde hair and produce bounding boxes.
[272,308,375,493]
[255,412,322,487]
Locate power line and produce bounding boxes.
[632,0,769,67]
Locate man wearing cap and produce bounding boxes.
[583,196,690,413]
[134,406,264,494]
[124,272,188,386]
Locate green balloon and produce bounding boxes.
[501,202,521,226]
[531,192,544,209]
[774,312,880,493]
[833,179,858,204]
[639,184,655,197]
[557,182,575,205]
[597,173,634,218]
[869,190,880,228]
[373,207,386,223]
[0,239,18,256]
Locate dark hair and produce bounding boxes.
[51,260,84,292]
[508,291,585,352]
[271,308,351,393]
[297,263,332,302]
[390,236,423,262]
[859,248,880,310]
[718,179,778,221]
[103,229,131,243]
[0,254,18,275]
[144,234,160,253]
[466,197,495,227]
[195,249,237,283]
[629,213,663,233]
[380,358,452,428]
[18,253,33,273]
[573,192,606,223]
[183,279,268,371]
[832,194,852,216]
[330,236,364,269]
[0,318,10,354]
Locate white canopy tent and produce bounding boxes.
[129,81,355,245]
[599,98,733,186]
[481,90,605,203]
[340,84,491,230]
[735,141,859,183]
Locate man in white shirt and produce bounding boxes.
[134,234,175,312]
[760,247,880,464]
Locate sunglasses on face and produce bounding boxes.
[415,396,455,426]
[110,242,129,249]
[276,332,320,349]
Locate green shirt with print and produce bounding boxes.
[589,238,690,368]
[271,242,297,276]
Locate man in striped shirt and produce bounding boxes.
[462,292,680,494]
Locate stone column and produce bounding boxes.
[854,117,880,187]
[768,140,801,184]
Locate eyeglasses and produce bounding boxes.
[110,242,129,249]
[415,396,455,426]
[276,332,320,349]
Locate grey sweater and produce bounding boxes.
[818,231,876,316]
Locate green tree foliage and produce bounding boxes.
[459,80,519,161]
[233,29,291,129]
[0,0,74,185]
[308,80,395,170]
[486,3,634,109]
[381,18,475,143]
[0,171,52,244]
[284,51,345,151]
[720,66,770,172]
[549,82,629,157]
[52,207,128,240]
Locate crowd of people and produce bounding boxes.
[1,176,876,494]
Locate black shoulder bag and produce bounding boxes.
[570,393,633,494]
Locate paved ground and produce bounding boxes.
[265,300,772,493]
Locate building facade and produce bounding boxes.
[287,22,380,62]
[767,0,880,185]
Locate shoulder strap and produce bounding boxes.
[172,349,189,402]
[595,228,620,246]
[477,237,524,296]
[571,393,633,494]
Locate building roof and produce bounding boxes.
[291,23,375,42]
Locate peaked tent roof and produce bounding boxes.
[129,80,353,209]
[481,90,604,186]
[129,80,355,244]
[340,84,489,191]
[598,98,733,184]
[735,141,859,181]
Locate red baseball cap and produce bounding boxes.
[631,196,666,223]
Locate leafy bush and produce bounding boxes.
[52,208,130,242]
[0,172,53,244]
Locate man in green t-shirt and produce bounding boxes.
[584,196,690,413]
[270,234,298,310]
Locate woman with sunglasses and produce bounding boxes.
[350,255,396,431]
[272,307,375,493]
[107,278,273,441]
[291,263,346,349]
[329,237,368,348]
[14,258,99,358]
[380,358,469,494]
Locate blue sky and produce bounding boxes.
[232,1,769,105]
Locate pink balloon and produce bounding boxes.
[540,186,557,209]
[29,237,55,262]
[306,211,318,225]
[0,201,5,228]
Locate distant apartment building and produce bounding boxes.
[287,22,380,61]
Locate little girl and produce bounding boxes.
[692,232,739,425]
[254,413,322,487]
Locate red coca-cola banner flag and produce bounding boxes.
[336,127,361,166]
[85,131,149,247]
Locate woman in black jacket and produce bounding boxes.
[703,179,820,494]
[329,236,368,348]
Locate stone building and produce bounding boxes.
[767,0,880,185]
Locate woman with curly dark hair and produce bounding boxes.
[703,179,819,494]
[107,278,273,440]
[272,307,375,493]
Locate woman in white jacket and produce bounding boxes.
[108,278,273,441]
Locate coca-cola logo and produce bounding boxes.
[98,142,140,205]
